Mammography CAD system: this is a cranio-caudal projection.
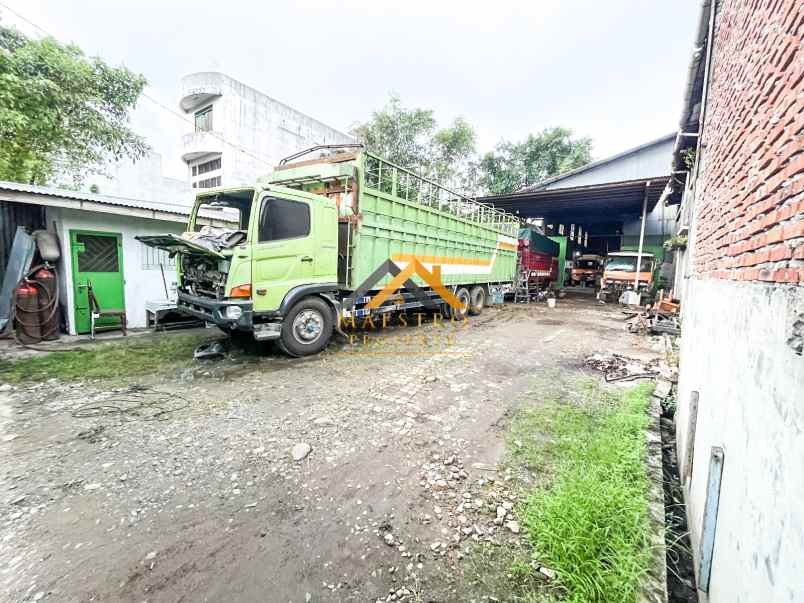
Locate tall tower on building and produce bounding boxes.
[179,72,354,190]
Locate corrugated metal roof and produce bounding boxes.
[520,133,676,193]
[0,180,193,216]
[479,177,670,224]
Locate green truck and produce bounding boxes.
[138,146,519,356]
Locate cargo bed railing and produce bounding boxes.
[364,153,519,237]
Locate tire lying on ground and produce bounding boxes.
[468,285,486,316]
[278,296,334,357]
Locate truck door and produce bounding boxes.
[251,194,315,312]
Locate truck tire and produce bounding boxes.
[278,296,333,357]
[448,287,471,320]
[468,285,486,316]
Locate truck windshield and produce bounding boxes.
[191,191,254,232]
[576,260,599,269]
[605,257,654,272]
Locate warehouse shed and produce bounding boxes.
[480,134,676,286]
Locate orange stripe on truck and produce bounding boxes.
[391,254,492,266]
[391,241,516,266]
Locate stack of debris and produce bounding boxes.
[584,353,660,382]
[624,289,681,336]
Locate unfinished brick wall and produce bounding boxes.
[694,0,804,282]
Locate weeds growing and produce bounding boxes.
[516,381,654,602]
[0,334,212,382]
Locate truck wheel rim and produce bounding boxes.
[292,309,323,344]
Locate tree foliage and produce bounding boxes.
[350,95,476,191]
[478,127,593,195]
[352,97,592,197]
[0,25,148,185]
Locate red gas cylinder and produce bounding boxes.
[14,282,42,344]
[31,267,60,340]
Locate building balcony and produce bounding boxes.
[181,131,224,163]
[180,72,225,112]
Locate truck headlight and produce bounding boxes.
[225,306,243,320]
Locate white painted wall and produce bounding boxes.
[180,72,354,188]
[676,279,804,602]
[83,151,195,208]
[46,207,187,333]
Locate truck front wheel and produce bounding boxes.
[279,296,333,357]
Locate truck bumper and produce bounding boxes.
[177,291,254,332]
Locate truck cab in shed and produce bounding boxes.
[599,251,656,302]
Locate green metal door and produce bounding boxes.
[70,230,125,334]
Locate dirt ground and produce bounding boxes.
[0,293,664,603]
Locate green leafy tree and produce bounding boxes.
[478,127,593,195]
[0,25,148,184]
[351,95,476,191]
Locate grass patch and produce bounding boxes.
[517,381,654,602]
[0,334,213,383]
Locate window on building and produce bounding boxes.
[258,197,310,242]
[197,157,221,175]
[194,106,213,132]
[196,176,221,189]
[141,244,177,270]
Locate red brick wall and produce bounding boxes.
[694,0,804,282]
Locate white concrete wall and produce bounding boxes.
[180,72,354,188]
[676,278,804,602]
[83,151,194,209]
[46,207,186,333]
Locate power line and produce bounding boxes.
[0,2,275,169]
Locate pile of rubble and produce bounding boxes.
[416,453,522,552]
[370,452,534,602]
[585,353,660,382]
[624,289,681,336]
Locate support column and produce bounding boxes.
[634,181,650,290]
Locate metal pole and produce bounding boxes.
[634,181,650,290]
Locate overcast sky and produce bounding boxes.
[2,0,700,180]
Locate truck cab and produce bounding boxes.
[599,251,656,300]
[570,254,602,287]
[138,184,340,355]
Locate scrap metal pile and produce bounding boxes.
[624,289,680,336]
[584,353,661,382]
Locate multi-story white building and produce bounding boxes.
[179,72,354,190]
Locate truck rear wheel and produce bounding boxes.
[448,287,471,320]
[468,285,486,316]
[279,296,333,357]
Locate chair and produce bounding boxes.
[86,281,127,339]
